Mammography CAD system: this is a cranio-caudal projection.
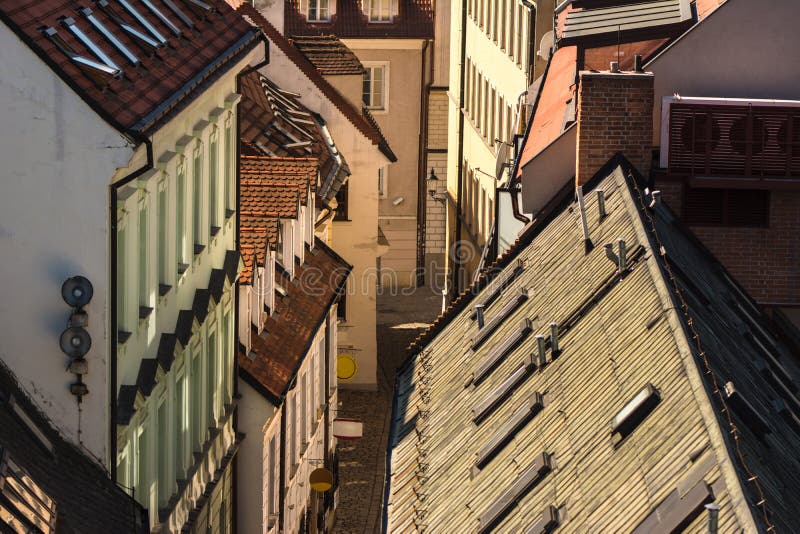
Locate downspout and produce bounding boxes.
[109,134,154,481]
[279,400,287,530]
[323,313,331,477]
[451,0,468,298]
[416,39,432,287]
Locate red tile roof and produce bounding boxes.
[240,180,301,218]
[0,0,260,133]
[285,0,433,39]
[517,46,578,173]
[583,38,671,71]
[239,238,351,401]
[241,155,318,198]
[292,35,365,75]
[237,3,397,161]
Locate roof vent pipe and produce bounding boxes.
[596,189,607,218]
[617,238,627,271]
[536,335,547,368]
[634,54,644,73]
[705,503,720,534]
[610,61,620,73]
[475,304,486,329]
[549,323,559,355]
[576,186,593,253]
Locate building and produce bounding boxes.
[235,68,352,533]
[239,3,396,388]
[283,0,435,288]
[0,360,148,533]
[0,0,265,530]
[385,154,800,533]
[445,0,555,291]
[511,0,800,323]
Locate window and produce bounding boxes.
[611,383,660,439]
[334,182,349,221]
[308,0,329,21]
[157,183,168,286]
[317,336,326,409]
[288,393,296,468]
[157,398,169,505]
[176,160,187,270]
[138,201,148,310]
[366,0,392,21]
[192,144,203,249]
[301,372,308,442]
[222,311,232,405]
[192,348,203,448]
[683,188,770,227]
[337,289,346,321]
[136,424,148,505]
[363,65,386,110]
[267,436,277,515]
[207,331,217,426]
[378,166,387,197]
[175,373,186,476]
[209,129,219,230]
[224,117,233,217]
[118,225,128,331]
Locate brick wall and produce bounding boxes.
[576,71,654,186]
[427,90,449,150]
[657,185,800,306]
[425,153,447,254]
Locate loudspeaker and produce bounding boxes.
[59,327,91,358]
[61,276,93,308]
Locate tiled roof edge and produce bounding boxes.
[237,4,397,161]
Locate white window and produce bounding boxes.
[175,371,187,476]
[209,128,219,229]
[157,397,170,506]
[222,310,232,405]
[299,373,307,446]
[176,159,187,271]
[378,166,387,197]
[117,224,128,332]
[308,0,329,21]
[363,65,386,110]
[317,336,325,409]
[135,423,148,506]
[192,144,203,249]
[366,0,392,21]
[207,331,217,425]
[138,200,148,310]
[157,180,168,287]
[191,346,203,447]
[267,435,278,516]
[224,116,234,217]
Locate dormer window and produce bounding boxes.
[308,0,330,22]
[366,0,393,22]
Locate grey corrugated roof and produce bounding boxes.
[385,156,800,533]
[561,0,693,44]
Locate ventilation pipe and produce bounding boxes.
[604,243,619,269]
[649,190,662,209]
[536,335,547,367]
[617,238,627,271]
[596,189,607,218]
[610,61,620,73]
[705,503,720,534]
[549,323,559,354]
[576,186,592,253]
[634,54,644,73]
[475,304,486,329]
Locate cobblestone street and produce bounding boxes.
[333,288,442,533]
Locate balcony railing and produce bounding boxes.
[666,102,800,184]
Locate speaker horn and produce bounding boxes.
[62,276,93,308]
[60,327,91,358]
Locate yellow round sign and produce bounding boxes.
[310,468,334,492]
[337,354,358,381]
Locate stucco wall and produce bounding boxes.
[260,43,386,388]
[344,39,425,288]
[647,0,800,146]
[0,24,133,460]
[326,74,364,111]
[237,381,275,534]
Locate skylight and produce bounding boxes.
[524,505,560,534]
[474,392,543,471]
[472,363,533,423]
[477,452,552,533]
[611,383,660,440]
[472,319,533,384]
[471,288,529,349]
[471,259,525,320]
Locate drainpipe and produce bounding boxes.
[451,0,468,298]
[109,134,153,481]
[279,400,287,530]
[416,38,433,288]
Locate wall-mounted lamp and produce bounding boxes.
[427,168,446,205]
[60,276,93,402]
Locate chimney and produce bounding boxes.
[575,67,654,186]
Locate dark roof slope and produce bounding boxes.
[292,35,365,75]
[237,3,397,162]
[285,0,433,38]
[0,0,259,134]
[0,361,147,533]
[239,238,351,402]
[386,156,800,533]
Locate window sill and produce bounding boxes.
[210,226,221,237]
[117,330,132,344]
[138,306,154,320]
[333,217,351,223]
[158,284,172,297]
[193,244,206,256]
[177,263,189,276]
[225,209,235,220]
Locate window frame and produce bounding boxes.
[362,63,389,112]
[365,0,393,22]
[334,181,349,221]
[683,187,771,228]
[307,0,330,22]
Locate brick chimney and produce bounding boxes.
[575,68,654,186]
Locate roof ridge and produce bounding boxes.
[237,3,396,162]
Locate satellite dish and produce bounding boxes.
[60,327,91,358]
[309,468,334,492]
[62,276,93,308]
[538,31,554,61]
[495,142,510,184]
